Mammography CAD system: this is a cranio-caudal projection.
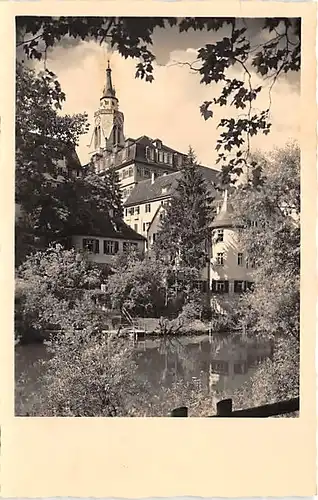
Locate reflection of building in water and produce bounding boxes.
[134,335,273,393]
[206,338,273,392]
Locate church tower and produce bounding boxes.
[89,61,125,157]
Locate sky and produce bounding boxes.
[18,19,300,168]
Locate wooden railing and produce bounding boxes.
[170,396,299,417]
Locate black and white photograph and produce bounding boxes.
[15,15,301,417]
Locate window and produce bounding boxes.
[125,208,128,217]
[211,280,229,293]
[134,206,140,215]
[159,151,164,162]
[150,149,155,161]
[164,152,168,163]
[168,154,173,165]
[216,281,225,292]
[123,169,128,179]
[234,362,248,375]
[134,224,138,232]
[83,238,99,254]
[128,166,133,177]
[145,203,151,213]
[159,212,164,221]
[216,252,224,266]
[216,229,224,242]
[237,253,243,266]
[211,361,229,375]
[143,222,150,232]
[152,233,156,243]
[103,240,119,255]
[234,280,245,293]
[123,241,138,252]
[144,169,150,177]
[129,207,134,216]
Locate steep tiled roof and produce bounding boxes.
[124,165,220,206]
[72,217,146,241]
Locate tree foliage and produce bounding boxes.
[15,246,108,342]
[232,141,300,342]
[17,16,300,184]
[105,251,167,317]
[16,332,149,417]
[16,62,123,263]
[154,148,212,294]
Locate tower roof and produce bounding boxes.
[101,60,117,100]
[211,189,234,229]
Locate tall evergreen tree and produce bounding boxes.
[154,147,213,290]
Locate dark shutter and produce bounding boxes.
[114,241,119,253]
[211,280,216,293]
[224,280,229,293]
[95,239,100,254]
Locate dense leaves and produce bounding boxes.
[154,148,213,294]
[16,62,123,263]
[17,16,300,184]
[15,246,108,342]
[104,250,167,316]
[232,142,300,342]
[16,333,149,417]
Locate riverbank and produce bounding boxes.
[15,320,238,346]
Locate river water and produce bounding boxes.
[15,333,273,414]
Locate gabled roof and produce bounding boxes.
[124,165,220,206]
[71,217,146,241]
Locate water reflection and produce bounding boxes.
[133,334,273,394]
[15,334,273,400]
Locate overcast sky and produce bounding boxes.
[20,19,300,168]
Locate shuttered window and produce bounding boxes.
[83,238,99,254]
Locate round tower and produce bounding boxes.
[210,189,252,315]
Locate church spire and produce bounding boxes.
[102,60,117,100]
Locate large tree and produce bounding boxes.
[16,16,300,184]
[232,141,300,342]
[16,62,123,263]
[154,148,213,296]
[105,250,167,317]
[15,245,109,343]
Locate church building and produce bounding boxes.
[88,62,188,201]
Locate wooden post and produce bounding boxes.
[217,398,233,416]
[171,406,188,417]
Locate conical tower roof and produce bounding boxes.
[211,189,234,229]
[101,60,117,100]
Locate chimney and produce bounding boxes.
[151,171,155,184]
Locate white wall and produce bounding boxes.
[210,227,252,282]
[124,198,164,237]
[71,234,145,264]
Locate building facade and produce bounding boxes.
[123,165,219,240]
[210,190,254,313]
[71,231,145,265]
[88,62,188,202]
